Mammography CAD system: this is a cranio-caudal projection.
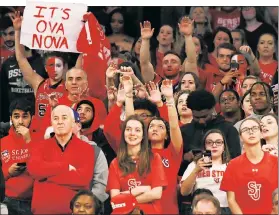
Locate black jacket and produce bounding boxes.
[179,115,241,175]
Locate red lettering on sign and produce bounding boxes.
[36,20,47,33]
[49,7,58,18]
[62,8,71,20]
[33,6,47,18]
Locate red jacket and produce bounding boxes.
[0,127,37,200]
[28,135,95,214]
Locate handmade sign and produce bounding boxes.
[20,0,87,52]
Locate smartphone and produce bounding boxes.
[231,55,239,71]
[202,150,212,168]
[17,162,26,167]
[192,149,202,156]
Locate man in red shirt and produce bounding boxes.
[220,118,278,214]
[1,98,38,215]
[28,105,95,214]
[0,16,15,68]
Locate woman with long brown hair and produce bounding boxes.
[107,115,167,214]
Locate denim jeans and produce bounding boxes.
[3,197,32,215]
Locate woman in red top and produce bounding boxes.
[107,115,167,214]
[256,33,278,85]
[208,27,233,68]
[147,80,183,214]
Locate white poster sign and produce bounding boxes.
[20,0,87,52]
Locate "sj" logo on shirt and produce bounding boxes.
[248,181,261,201]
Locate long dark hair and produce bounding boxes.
[118,115,153,177]
[178,72,201,92]
[148,117,171,148]
[106,8,129,36]
[200,129,231,164]
[256,33,278,60]
[239,7,265,29]
[211,26,233,52]
[180,34,209,70]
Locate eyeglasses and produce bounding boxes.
[136,113,153,120]
[220,96,236,104]
[240,126,260,134]
[205,140,224,146]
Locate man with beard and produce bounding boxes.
[179,90,241,176]
[0,45,48,122]
[0,16,15,67]
[0,98,38,215]
[219,89,243,124]
[75,99,115,165]
[234,82,274,132]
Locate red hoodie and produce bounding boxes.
[27,135,95,214]
[0,127,37,200]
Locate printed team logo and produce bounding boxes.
[1,150,10,163]
[214,178,220,184]
[162,158,169,168]
[248,181,261,201]
[128,178,141,191]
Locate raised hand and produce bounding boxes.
[161,79,173,99]
[10,11,22,31]
[106,63,118,78]
[118,66,134,76]
[178,16,194,36]
[134,84,147,99]
[146,81,162,104]
[106,86,117,101]
[117,83,126,105]
[239,45,254,56]
[121,75,133,94]
[140,21,155,40]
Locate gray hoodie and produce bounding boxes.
[80,135,109,202]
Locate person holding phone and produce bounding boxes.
[180,129,231,214]
[0,98,38,215]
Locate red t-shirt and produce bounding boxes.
[208,53,219,69]
[210,8,240,31]
[152,143,182,214]
[259,60,278,85]
[107,153,168,214]
[220,152,278,214]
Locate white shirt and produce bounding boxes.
[181,162,228,207]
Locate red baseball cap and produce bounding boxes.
[111,193,137,214]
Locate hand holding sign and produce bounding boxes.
[10,11,23,31]
[21,1,87,52]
